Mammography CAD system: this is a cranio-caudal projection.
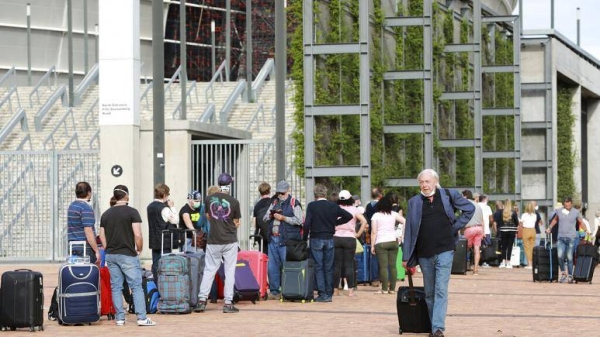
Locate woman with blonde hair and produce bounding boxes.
[519,201,537,269]
[498,199,519,268]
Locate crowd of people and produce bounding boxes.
[65,169,600,336]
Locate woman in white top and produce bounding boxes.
[334,190,367,297]
[371,192,405,294]
[519,201,538,269]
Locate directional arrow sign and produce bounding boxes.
[111,165,123,177]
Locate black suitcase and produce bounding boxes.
[0,269,44,331]
[451,239,467,275]
[281,260,315,302]
[532,234,558,282]
[573,244,598,284]
[396,273,431,334]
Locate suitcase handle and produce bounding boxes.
[249,235,264,252]
[161,228,197,256]
[407,273,418,306]
[14,269,32,272]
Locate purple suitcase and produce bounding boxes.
[218,259,260,304]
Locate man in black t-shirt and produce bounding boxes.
[252,182,272,254]
[179,190,203,252]
[99,185,156,327]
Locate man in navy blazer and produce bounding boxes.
[402,169,474,337]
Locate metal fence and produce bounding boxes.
[0,150,100,262]
[191,139,304,250]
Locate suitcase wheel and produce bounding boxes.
[399,327,403,334]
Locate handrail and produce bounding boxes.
[35,85,66,132]
[0,194,35,255]
[219,80,246,125]
[89,129,100,149]
[83,98,99,130]
[204,60,228,103]
[0,87,20,114]
[29,66,57,108]
[16,134,32,151]
[0,67,20,104]
[140,82,154,110]
[165,65,181,101]
[245,103,264,132]
[0,108,28,144]
[42,108,76,150]
[73,63,99,106]
[62,132,80,150]
[0,162,33,208]
[172,81,198,119]
[199,103,216,123]
[251,58,275,101]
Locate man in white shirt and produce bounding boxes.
[478,195,494,268]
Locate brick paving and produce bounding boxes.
[0,262,598,336]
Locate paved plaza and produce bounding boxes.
[0,262,597,336]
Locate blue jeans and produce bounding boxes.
[556,237,576,276]
[268,236,286,295]
[418,250,454,334]
[310,238,334,298]
[105,254,147,321]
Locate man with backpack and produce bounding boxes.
[253,182,272,254]
[262,180,304,300]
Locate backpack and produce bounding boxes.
[254,202,271,236]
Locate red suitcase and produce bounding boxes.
[99,266,116,320]
[238,235,269,300]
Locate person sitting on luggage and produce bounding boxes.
[333,190,368,297]
[546,197,589,283]
[179,190,204,253]
[520,201,539,270]
[461,190,484,275]
[99,185,157,326]
[194,173,242,313]
[370,192,405,293]
[262,180,304,300]
[67,181,100,264]
[303,184,353,303]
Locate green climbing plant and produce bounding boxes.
[556,87,576,200]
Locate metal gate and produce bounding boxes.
[0,150,100,261]
[191,139,304,250]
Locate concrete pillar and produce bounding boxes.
[586,99,600,214]
[98,0,144,254]
[571,86,582,202]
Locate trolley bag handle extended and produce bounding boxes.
[68,240,90,264]
[249,235,264,252]
[161,228,197,256]
[407,272,418,306]
[545,233,553,281]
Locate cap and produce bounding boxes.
[276,180,290,193]
[187,190,202,200]
[218,173,234,186]
[338,190,352,200]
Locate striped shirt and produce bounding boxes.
[67,200,96,242]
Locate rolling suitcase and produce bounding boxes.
[396,273,431,334]
[0,269,44,331]
[58,241,100,325]
[573,244,598,284]
[99,266,116,320]
[532,234,558,282]
[451,239,467,274]
[510,241,521,267]
[238,235,269,300]
[281,260,315,302]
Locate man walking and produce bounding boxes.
[99,185,156,326]
[403,169,474,337]
[303,184,353,302]
[67,181,100,264]
[194,173,241,313]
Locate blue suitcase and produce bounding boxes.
[355,244,371,284]
[217,259,260,304]
[157,254,192,314]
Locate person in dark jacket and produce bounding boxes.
[303,184,353,302]
[402,169,475,337]
[147,183,179,281]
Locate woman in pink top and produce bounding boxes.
[334,190,367,297]
[371,192,406,294]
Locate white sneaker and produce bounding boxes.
[115,320,125,326]
[137,318,156,326]
[499,263,506,268]
[505,264,513,269]
[524,266,532,270]
[482,263,491,268]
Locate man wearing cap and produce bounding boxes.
[179,190,205,253]
[147,183,179,281]
[546,197,589,283]
[195,173,241,313]
[262,180,304,300]
[303,184,353,302]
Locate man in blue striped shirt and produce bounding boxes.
[67,181,100,264]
